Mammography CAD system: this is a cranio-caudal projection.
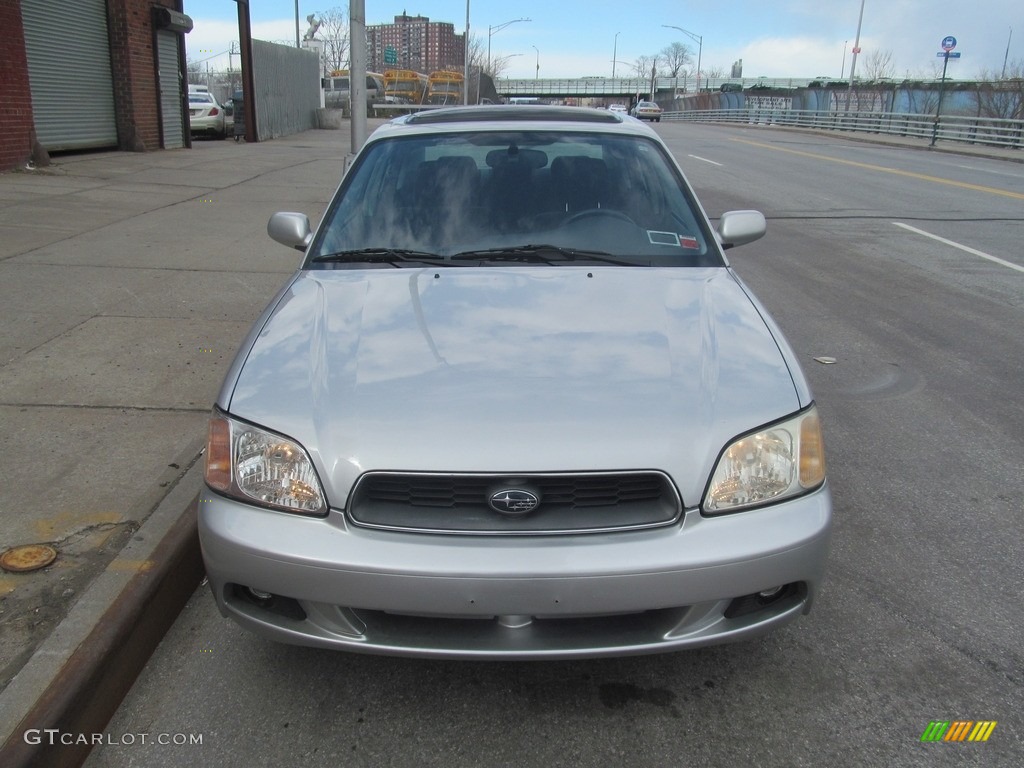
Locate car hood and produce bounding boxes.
[227,267,801,508]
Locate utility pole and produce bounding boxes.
[350,0,366,153]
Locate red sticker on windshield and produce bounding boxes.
[679,236,700,249]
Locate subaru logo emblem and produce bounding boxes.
[488,489,540,516]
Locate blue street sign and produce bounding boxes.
[941,35,957,51]
[936,51,962,58]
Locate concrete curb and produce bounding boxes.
[0,443,207,768]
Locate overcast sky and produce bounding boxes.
[182,0,1020,80]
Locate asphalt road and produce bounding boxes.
[85,124,1023,768]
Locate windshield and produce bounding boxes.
[307,130,721,268]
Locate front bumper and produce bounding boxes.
[199,485,831,659]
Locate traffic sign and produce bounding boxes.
[941,35,957,51]
[384,46,397,65]
[936,51,962,58]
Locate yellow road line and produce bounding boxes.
[731,138,1024,201]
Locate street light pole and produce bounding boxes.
[846,0,866,108]
[661,24,702,93]
[532,45,539,81]
[488,18,530,73]
[612,31,619,78]
[463,0,470,105]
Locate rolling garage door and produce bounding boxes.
[156,30,186,148]
[21,0,118,151]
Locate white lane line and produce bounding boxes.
[893,222,1024,274]
[687,154,723,166]
[954,164,1024,180]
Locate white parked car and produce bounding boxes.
[187,89,226,138]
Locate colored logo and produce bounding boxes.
[920,721,997,742]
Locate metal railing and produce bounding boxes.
[496,76,815,96]
[662,108,1024,150]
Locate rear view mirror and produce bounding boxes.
[268,212,312,251]
[717,210,766,249]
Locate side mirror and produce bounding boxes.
[268,212,312,251]
[717,210,766,249]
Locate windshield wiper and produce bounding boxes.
[450,245,636,266]
[311,248,452,266]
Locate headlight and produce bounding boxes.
[703,407,826,514]
[204,413,327,516]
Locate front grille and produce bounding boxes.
[348,471,681,534]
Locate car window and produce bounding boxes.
[189,93,215,104]
[310,131,718,267]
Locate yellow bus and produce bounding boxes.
[383,70,428,105]
[426,71,464,105]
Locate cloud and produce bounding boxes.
[185,17,302,68]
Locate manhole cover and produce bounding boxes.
[1,544,58,573]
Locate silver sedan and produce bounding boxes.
[199,105,832,659]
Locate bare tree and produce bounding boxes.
[633,55,654,78]
[316,5,350,75]
[463,35,489,102]
[489,54,516,80]
[970,63,1024,118]
[702,65,725,80]
[186,59,206,87]
[862,49,895,80]
[658,41,691,77]
[466,34,486,73]
[902,83,939,115]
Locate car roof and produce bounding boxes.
[374,105,658,141]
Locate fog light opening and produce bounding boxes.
[724,582,803,620]
[757,585,785,601]
[232,583,308,621]
[247,586,273,601]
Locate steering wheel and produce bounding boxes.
[563,208,636,227]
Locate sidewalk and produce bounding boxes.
[0,113,1017,764]
[0,121,384,761]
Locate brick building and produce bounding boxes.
[0,0,192,172]
[367,13,464,74]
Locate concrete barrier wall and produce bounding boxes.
[251,40,320,140]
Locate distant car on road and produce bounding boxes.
[187,89,226,138]
[630,100,663,122]
[608,103,627,113]
[199,105,832,660]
